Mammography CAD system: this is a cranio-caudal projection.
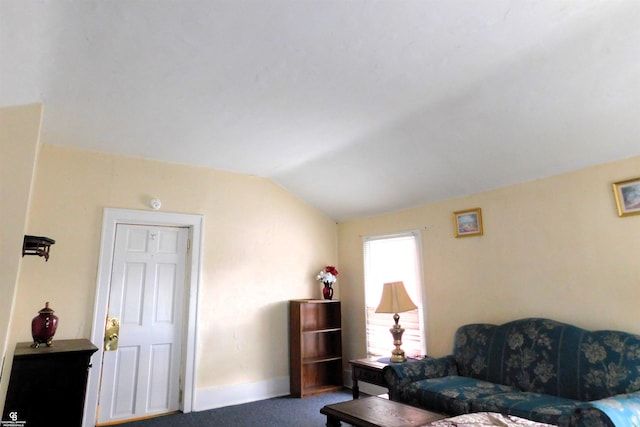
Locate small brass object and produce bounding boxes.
[104,317,120,351]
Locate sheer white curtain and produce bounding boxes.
[363,231,426,359]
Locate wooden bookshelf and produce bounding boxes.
[289,299,343,397]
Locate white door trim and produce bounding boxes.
[84,208,203,427]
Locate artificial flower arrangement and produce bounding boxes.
[316,265,339,285]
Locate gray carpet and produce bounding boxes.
[118,389,359,426]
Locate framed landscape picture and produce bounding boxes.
[453,208,483,238]
[613,177,640,217]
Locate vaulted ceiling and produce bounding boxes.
[3,1,640,221]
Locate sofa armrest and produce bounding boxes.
[383,355,458,401]
[569,405,615,427]
[586,391,640,426]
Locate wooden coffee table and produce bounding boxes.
[320,396,446,427]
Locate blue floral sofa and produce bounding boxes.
[384,318,640,426]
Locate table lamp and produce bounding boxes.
[375,281,417,362]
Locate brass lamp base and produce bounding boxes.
[389,313,407,363]
[390,348,406,363]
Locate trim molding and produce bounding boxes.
[193,376,289,411]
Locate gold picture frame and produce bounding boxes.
[613,177,640,217]
[453,208,483,238]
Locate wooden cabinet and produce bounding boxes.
[2,339,98,427]
[289,299,343,397]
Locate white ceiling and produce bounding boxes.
[3,1,640,221]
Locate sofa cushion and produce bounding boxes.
[404,375,519,415]
[454,319,579,398]
[471,392,584,426]
[452,323,496,380]
[579,331,640,401]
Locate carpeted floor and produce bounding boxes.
[117,388,358,427]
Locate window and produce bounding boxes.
[363,231,425,359]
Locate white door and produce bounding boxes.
[97,224,189,425]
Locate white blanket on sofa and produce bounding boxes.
[422,412,556,427]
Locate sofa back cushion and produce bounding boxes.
[453,318,640,401]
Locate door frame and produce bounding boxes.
[84,208,203,427]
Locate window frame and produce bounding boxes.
[362,230,427,359]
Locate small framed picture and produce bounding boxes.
[613,177,640,217]
[453,208,483,238]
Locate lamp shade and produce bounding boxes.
[375,281,417,314]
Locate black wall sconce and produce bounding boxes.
[23,235,56,261]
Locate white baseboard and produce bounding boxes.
[193,369,387,413]
[193,376,290,411]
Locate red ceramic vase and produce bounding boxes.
[322,283,334,300]
[31,302,59,348]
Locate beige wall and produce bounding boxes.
[338,156,640,360]
[0,104,42,389]
[6,144,337,407]
[6,126,640,411]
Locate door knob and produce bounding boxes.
[104,317,120,351]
